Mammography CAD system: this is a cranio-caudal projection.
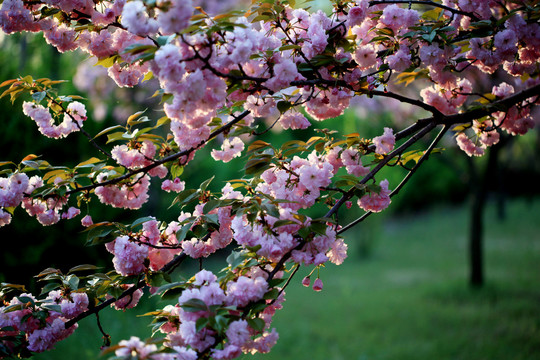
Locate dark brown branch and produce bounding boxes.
[368,0,480,21]
[325,120,437,219]
[441,83,540,126]
[270,264,300,305]
[64,253,187,329]
[337,125,449,234]
[369,89,443,117]
[95,312,111,348]
[64,110,251,196]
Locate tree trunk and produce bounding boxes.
[468,139,505,287]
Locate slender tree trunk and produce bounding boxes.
[468,139,505,287]
[469,177,485,287]
[468,156,484,287]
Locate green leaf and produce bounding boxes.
[214,314,229,332]
[65,275,80,290]
[127,110,147,126]
[94,55,119,68]
[35,268,61,278]
[272,219,297,228]
[196,317,209,332]
[226,251,246,269]
[263,288,280,300]
[244,158,271,176]
[247,140,271,153]
[21,160,39,169]
[309,222,328,235]
[106,131,127,144]
[200,176,215,193]
[31,91,46,103]
[247,317,265,332]
[0,79,17,88]
[176,223,191,242]
[41,304,62,313]
[39,282,60,296]
[171,188,199,208]
[146,272,170,287]
[2,304,23,313]
[170,164,184,179]
[278,44,301,51]
[156,35,174,46]
[131,216,156,229]
[68,264,100,274]
[267,278,286,288]
[17,296,35,306]
[86,223,116,246]
[181,298,208,312]
[123,44,156,55]
[277,101,293,114]
[151,281,186,297]
[93,125,125,140]
[203,199,221,214]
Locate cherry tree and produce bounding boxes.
[0,0,539,359]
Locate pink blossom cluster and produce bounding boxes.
[114,335,202,360]
[358,179,392,213]
[255,152,334,211]
[455,82,536,157]
[114,335,200,360]
[105,218,183,276]
[45,290,89,319]
[0,173,81,227]
[279,110,311,130]
[227,151,349,266]
[23,181,74,226]
[0,172,29,210]
[211,137,245,163]
[302,88,353,121]
[373,127,396,155]
[339,147,370,178]
[161,178,186,193]
[283,8,332,60]
[108,285,144,310]
[148,269,279,358]
[22,101,87,139]
[0,293,78,354]
[95,173,151,210]
[0,0,42,34]
[180,203,234,259]
[290,226,347,267]
[379,4,419,35]
[120,0,193,37]
[420,79,472,115]
[491,83,535,136]
[111,140,158,169]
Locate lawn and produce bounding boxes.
[34,198,540,360]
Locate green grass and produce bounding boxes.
[34,198,540,360]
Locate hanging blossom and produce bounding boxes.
[211,137,245,163]
[22,101,87,139]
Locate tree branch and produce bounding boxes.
[64,110,251,196]
[64,253,187,329]
[337,125,449,234]
[368,0,480,21]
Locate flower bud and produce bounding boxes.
[312,278,323,292]
[302,276,310,287]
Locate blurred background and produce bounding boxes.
[0,0,539,359]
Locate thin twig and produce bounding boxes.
[270,264,300,305]
[368,0,480,21]
[337,125,449,234]
[64,110,251,196]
